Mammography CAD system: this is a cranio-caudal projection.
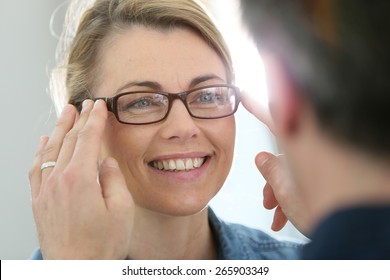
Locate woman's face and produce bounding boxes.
[95,26,235,216]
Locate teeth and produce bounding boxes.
[194,158,199,168]
[185,159,192,170]
[176,159,185,171]
[168,160,176,170]
[151,157,206,171]
[194,157,205,168]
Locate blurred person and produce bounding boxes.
[241,0,390,259]
[28,0,302,259]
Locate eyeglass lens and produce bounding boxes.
[116,86,238,124]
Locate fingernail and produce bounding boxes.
[257,152,271,168]
[94,99,105,108]
[82,99,92,111]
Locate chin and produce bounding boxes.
[128,166,226,217]
[136,196,212,217]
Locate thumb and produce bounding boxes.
[256,152,290,232]
[99,157,133,208]
[255,152,282,186]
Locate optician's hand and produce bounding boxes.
[255,152,312,236]
[241,92,312,236]
[29,100,133,259]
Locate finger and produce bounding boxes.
[40,105,77,183]
[71,99,108,172]
[241,90,275,134]
[99,157,133,210]
[29,136,49,199]
[54,100,94,172]
[271,205,288,231]
[263,182,278,209]
[255,152,285,195]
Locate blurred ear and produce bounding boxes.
[262,53,302,138]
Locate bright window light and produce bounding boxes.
[205,0,306,242]
[206,0,269,108]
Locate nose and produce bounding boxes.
[159,99,201,141]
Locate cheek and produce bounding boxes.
[207,117,236,162]
[101,118,149,161]
[221,117,236,148]
[207,118,236,193]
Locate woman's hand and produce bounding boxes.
[29,100,133,259]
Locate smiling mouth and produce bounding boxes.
[149,157,208,172]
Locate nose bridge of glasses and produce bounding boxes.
[169,92,188,102]
[166,92,191,114]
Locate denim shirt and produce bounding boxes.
[31,208,302,260]
[208,208,303,259]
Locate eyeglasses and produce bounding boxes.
[91,84,241,125]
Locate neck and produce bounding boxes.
[295,121,390,221]
[126,206,217,260]
[286,108,390,228]
[317,143,390,209]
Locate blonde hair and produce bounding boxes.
[50,0,234,115]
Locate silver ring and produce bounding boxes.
[40,161,56,171]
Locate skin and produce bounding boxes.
[29,26,235,259]
[30,101,133,259]
[97,26,235,217]
[242,55,390,237]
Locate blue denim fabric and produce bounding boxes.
[31,248,43,260]
[208,208,303,259]
[30,208,303,260]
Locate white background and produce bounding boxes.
[0,0,304,260]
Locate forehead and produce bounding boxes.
[94,26,227,96]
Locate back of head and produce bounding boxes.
[241,0,390,158]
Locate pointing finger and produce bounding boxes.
[54,100,94,172]
[71,99,108,174]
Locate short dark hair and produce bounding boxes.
[241,0,390,157]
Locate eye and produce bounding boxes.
[119,97,153,111]
[132,98,152,109]
[199,91,215,103]
[118,93,168,113]
[187,87,231,107]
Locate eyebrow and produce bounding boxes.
[115,81,162,94]
[115,74,225,94]
[189,74,225,89]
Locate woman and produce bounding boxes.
[29,0,301,259]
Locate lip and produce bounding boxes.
[146,152,212,182]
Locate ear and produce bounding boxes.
[262,53,302,138]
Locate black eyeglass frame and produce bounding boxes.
[90,84,241,125]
